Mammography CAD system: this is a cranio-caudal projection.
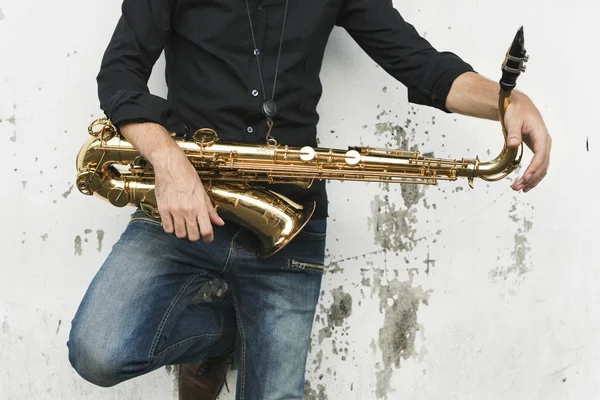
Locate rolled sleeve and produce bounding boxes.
[97,0,174,127]
[336,0,475,113]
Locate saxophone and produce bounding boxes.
[76,27,528,257]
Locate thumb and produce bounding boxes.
[505,113,523,149]
[205,192,225,226]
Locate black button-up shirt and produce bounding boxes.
[97,0,474,219]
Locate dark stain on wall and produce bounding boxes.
[489,197,534,281]
[74,236,82,256]
[318,286,353,345]
[364,267,431,399]
[62,184,74,198]
[304,379,328,400]
[368,122,425,253]
[96,230,105,252]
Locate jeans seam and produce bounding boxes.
[230,286,247,400]
[151,331,227,361]
[148,274,203,359]
[221,227,243,273]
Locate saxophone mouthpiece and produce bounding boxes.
[500,26,528,93]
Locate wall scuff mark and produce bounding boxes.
[2,316,8,333]
[0,8,5,20]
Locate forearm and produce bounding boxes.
[119,122,186,172]
[445,71,528,121]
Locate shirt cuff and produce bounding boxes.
[407,52,476,113]
[104,90,173,128]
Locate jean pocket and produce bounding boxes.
[128,208,162,227]
[296,218,327,239]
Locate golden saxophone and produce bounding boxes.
[76,27,528,257]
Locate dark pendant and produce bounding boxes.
[262,99,277,119]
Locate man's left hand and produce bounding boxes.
[503,93,552,193]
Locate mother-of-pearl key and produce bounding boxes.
[299,146,316,161]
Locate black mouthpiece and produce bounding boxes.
[500,26,528,92]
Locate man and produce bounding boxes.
[67,0,551,399]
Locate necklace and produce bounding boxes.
[244,0,289,145]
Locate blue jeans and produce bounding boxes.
[67,208,326,400]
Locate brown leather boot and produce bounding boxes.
[178,352,234,400]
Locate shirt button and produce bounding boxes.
[257,4,262,11]
[251,89,259,97]
[254,49,260,56]
[246,126,254,134]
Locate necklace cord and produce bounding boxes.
[271,0,289,101]
[244,0,289,146]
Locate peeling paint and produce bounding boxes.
[374,122,409,149]
[62,184,74,198]
[97,230,105,252]
[363,267,431,399]
[41,233,48,241]
[311,349,323,372]
[304,380,328,400]
[164,365,175,375]
[490,198,533,281]
[369,195,419,253]
[318,286,353,345]
[368,122,426,253]
[74,236,82,256]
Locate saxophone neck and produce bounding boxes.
[476,27,529,182]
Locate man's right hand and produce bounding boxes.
[154,150,224,242]
[119,121,224,242]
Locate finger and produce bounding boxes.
[523,136,551,191]
[173,214,188,239]
[185,216,201,242]
[205,192,225,226]
[517,132,549,191]
[197,210,214,243]
[159,207,175,234]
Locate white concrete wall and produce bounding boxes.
[1,0,598,399]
